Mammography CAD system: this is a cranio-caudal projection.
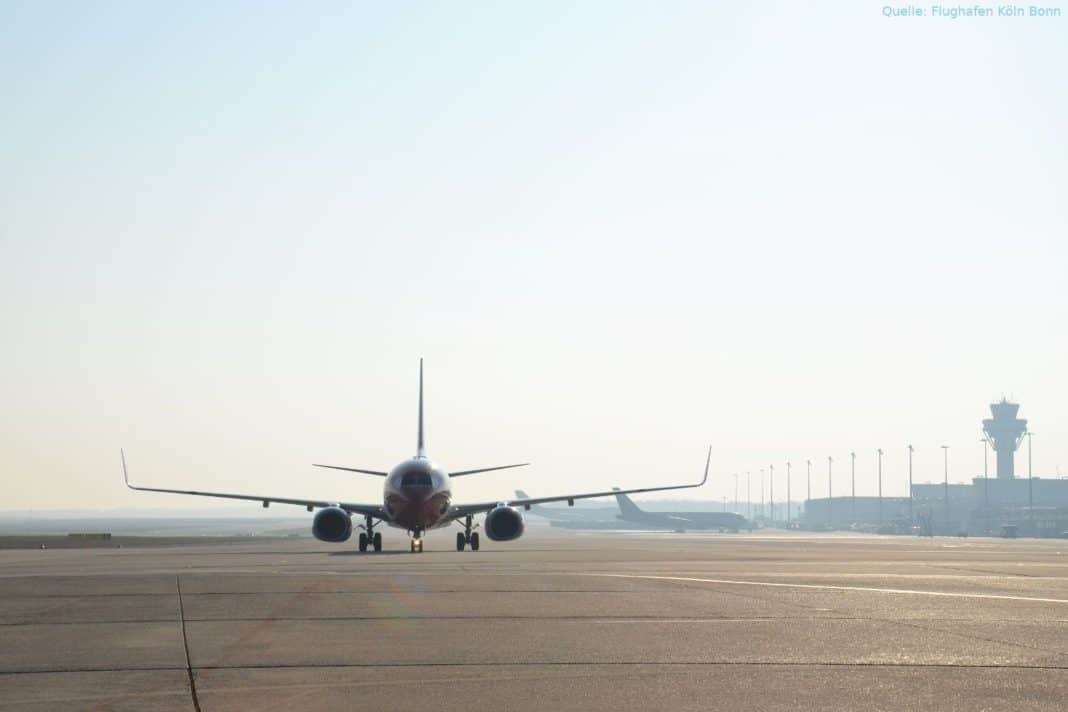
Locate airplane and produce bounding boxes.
[514,489,617,523]
[123,360,710,553]
[612,489,750,532]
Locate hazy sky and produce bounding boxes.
[2,2,1066,512]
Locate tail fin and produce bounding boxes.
[612,487,645,518]
[514,490,551,517]
[416,358,426,458]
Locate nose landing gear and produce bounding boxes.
[456,515,480,551]
[409,529,424,553]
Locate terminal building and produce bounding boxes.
[804,399,1068,536]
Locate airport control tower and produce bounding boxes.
[982,399,1028,480]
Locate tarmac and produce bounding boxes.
[2,526,1068,711]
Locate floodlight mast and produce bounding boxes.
[786,461,792,524]
[907,444,914,524]
[827,456,833,527]
[877,448,884,525]
[981,437,989,511]
[760,468,765,520]
[850,451,856,523]
[769,464,775,523]
[1028,431,1034,526]
[942,445,950,527]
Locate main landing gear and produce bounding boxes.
[357,517,382,553]
[456,515,480,552]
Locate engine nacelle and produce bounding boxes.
[484,505,525,542]
[312,507,352,542]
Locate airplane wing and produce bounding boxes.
[312,464,388,476]
[121,451,386,519]
[450,463,530,477]
[446,446,711,520]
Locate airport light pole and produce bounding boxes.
[806,459,811,506]
[1028,431,1034,527]
[770,464,775,523]
[786,461,792,524]
[734,473,739,514]
[877,448,884,526]
[907,444,914,524]
[827,456,833,528]
[747,472,751,521]
[850,451,856,524]
[982,437,989,510]
[760,468,765,520]
[942,445,950,529]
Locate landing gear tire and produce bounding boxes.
[460,515,479,552]
[410,539,423,553]
[372,532,382,552]
[358,532,368,552]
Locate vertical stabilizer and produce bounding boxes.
[417,358,426,458]
[612,488,645,520]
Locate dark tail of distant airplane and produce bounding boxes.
[612,488,645,519]
[515,490,550,515]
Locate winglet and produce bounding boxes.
[416,358,426,458]
[121,448,131,488]
[701,445,711,486]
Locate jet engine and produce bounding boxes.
[484,505,525,541]
[312,507,352,542]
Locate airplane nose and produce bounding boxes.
[390,487,449,527]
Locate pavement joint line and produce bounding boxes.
[0,615,926,626]
[188,661,1068,671]
[0,589,641,598]
[0,666,188,676]
[3,614,1065,627]
[876,615,1068,659]
[3,662,1068,675]
[590,574,1068,604]
[175,575,202,712]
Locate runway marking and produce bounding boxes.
[592,574,1068,605]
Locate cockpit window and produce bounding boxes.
[401,471,433,487]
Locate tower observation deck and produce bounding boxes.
[982,399,1027,480]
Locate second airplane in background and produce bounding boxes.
[612,489,751,532]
